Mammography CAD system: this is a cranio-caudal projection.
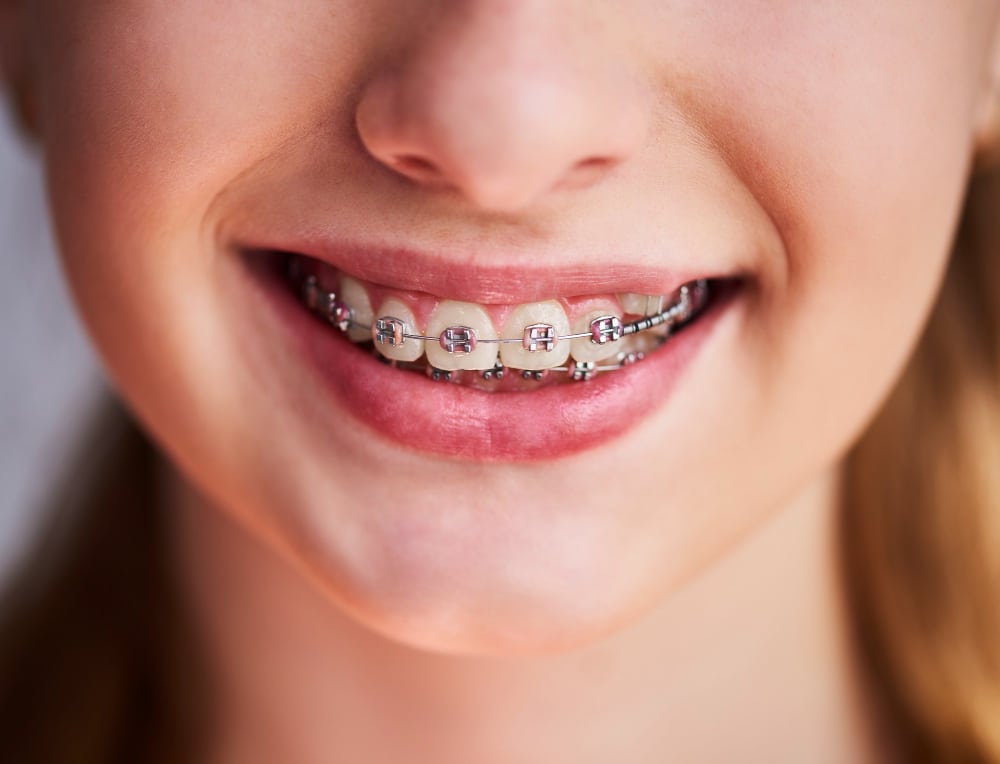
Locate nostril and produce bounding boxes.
[391,154,442,179]
[558,155,619,190]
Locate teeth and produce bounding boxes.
[372,298,424,362]
[425,300,499,371]
[622,329,664,356]
[291,256,713,381]
[339,276,374,343]
[500,300,571,371]
[617,292,664,317]
[570,305,625,363]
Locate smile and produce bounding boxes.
[286,253,718,391]
[240,246,745,460]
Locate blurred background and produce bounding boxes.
[0,106,102,579]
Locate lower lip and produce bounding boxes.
[242,253,742,462]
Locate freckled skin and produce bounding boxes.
[5,1,1000,654]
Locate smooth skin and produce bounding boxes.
[4,1,1000,761]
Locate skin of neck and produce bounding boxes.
[167,464,885,764]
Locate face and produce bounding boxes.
[5,1,999,653]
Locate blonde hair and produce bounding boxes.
[841,159,1000,761]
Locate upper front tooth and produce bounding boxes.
[339,276,374,342]
[570,305,625,362]
[425,300,499,371]
[618,292,665,316]
[500,300,571,370]
[372,297,424,362]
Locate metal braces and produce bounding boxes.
[290,262,710,381]
[371,353,648,383]
[367,288,699,349]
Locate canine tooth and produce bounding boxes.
[339,276,374,342]
[372,298,423,362]
[589,315,623,344]
[499,300,571,371]
[425,300,499,371]
[570,307,624,362]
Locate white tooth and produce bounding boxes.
[425,300,499,371]
[617,292,645,316]
[500,300,571,371]
[339,276,375,342]
[372,297,423,362]
[617,292,664,316]
[570,306,625,363]
[626,330,663,355]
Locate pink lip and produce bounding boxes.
[239,248,742,462]
[234,237,721,304]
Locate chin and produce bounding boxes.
[272,482,664,657]
[317,569,647,658]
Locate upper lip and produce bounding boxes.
[239,237,732,304]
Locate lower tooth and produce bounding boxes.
[426,366,455,383]
[624,330,663,356]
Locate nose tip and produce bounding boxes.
[354,12,648,213]
[360,115,633,211]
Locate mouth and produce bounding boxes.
[239,247,746,461]
[285,252,723,390]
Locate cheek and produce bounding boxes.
[693,4,978,445]
[29,1,361,436]
[34,0,374,288]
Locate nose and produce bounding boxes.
[355,3,649,212]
